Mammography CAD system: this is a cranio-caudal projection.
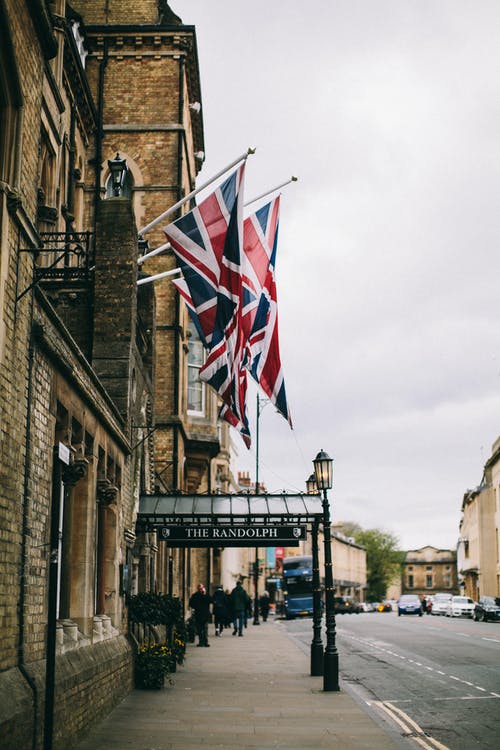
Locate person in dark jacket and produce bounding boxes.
[189,583,212,647]
[230,581,248,636]
[212,585,230,636]
[259,590,271,622]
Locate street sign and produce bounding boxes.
[58,442,70,465]
[155,525,307,547]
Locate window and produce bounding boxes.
[70,20,88,69]
[444,574,451,588]
[426,575,433,588]
[0,17,22,186]
[408,575,414,588]
[187,319,205,415]
[426,566,432,571]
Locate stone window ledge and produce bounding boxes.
[56,615,119,654]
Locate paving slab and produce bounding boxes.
[73,618,404,749]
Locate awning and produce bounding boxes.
[137,493,324,529]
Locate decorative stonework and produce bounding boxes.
[97,479,119,506]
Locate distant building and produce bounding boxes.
[458,436,500,599]
[402,546,458,597]
[304,524,367,602]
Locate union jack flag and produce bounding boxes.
[164,164,248,429]
[164,165,245,349]
[243,197,292,426]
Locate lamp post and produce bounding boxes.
[107,153,127,196]
[313,449,339,691]
[306,474,323,676]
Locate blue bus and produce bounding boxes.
[278,555,315,618]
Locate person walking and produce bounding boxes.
[212,584,230,636]
[230,581,248,637]
[189,583,212,647]
[259,590,271,622]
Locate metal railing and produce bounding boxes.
[35,231,95,283]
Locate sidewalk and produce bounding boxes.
[74,618,403,749]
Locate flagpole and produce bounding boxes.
[137,174,297,266]
[137,241,171,265]
[137,268,182,286]
[138,147,256,237]
[244,176,298,208]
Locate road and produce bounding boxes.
[282,610,500,750]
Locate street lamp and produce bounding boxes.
[107,153,127,196]
[306,474,323,676]
[306,473,317,495]
[313,449,339,691]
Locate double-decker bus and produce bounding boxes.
[277,555,315,619]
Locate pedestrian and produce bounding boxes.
[230,580,248,637]
[259,590,271,622]
[224,589,234,630]
[244,591,252,627]
[421,597,427,615]
[212,584,230,636]
[189,583,212,647]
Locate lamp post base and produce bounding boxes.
[323,650,339,692]
[310,642,323,676]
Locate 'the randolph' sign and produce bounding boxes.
[156,525,307,547]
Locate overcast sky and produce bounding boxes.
[173,1,499,551]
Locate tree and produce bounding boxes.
[339,524,404,602]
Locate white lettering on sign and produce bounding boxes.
[186,528,209,538]
[211,527,279,538]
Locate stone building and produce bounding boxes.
[458,435,500,600]
[0,2,235,748]
[401,546,458,598]
[298,525,367,602]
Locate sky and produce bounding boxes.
[173,1,500,551]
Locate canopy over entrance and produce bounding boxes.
[138,493,323,527]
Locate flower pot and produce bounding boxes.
[135,668,165,689]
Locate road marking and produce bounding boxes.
[339,632,496,698]
[482,637,500,643]
[374,701,449,750]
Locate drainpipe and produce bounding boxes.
[43,449,65,750]
[19,293,38,750]
[89,38,109,362]
[66,103,76,229]
[94,39,108,231]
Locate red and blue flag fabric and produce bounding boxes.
[164,171,291,446]
[164,164,249,431]
[242,197,292,427]
[164,164,245,351]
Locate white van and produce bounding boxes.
[431,592,452,615]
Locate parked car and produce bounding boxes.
[333,597,361,614]
[473,596,500,622]
[430,593,452,615]
[445,595,475,618]
[397,594,423,616]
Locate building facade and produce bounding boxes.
[402,546,458,598]
[458,435,500,599]
[0,2,238,748]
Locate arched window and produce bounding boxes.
[0,8,22,186]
